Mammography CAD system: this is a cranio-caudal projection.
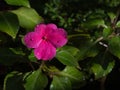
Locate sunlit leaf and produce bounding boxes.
[11,7,43,29]
[5,0,30,7]
[50,76,72,90]
[56,50,79,67]
[24,69,48,90]
[3,71,24,90]
[0,12,19,39]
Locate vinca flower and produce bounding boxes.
[24,23,68,60]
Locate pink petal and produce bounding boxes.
[48,28,68,48]
[47,23,57,30]
[24,32,41,48]
[34,23,46,33]
[34,40,56,60]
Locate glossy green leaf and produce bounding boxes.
[28,51,37,62]
[62,66,86,89]
[3,71,24,90]
[50,76,72,90]
[0,12,19,38]
[5,0,30,7]
[24,69,48,90]
[91,61,115,79]
[12,7,43,29]
[56,50,79,67]
[60,46,81,61]
[108,36,120,59]
[116,21,120,28]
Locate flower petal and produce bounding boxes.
[34,23,46,33]
[34,40,56,60]
[47,23,57,30]
[48,28,68,48]
[24,32,41,48]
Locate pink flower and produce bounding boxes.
[24,23,68,60]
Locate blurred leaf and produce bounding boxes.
[108,36,120,59]
[5,0,30,7]
[28,51,37,62]
[24,69,48,90]
[0,12,19,39]
[56,50,79,67]
[0,48,26,66]
[78,40,99,60]
[11,7,43,29]
[116,21,120,28]
[82,18,105,29]
[107,12,116,22]
[103,27,112,38]
[91,60,115,79]
[50,76,72,90]
[3,71,24,90]
[62,66,86,89]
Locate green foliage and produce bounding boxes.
[50,76,72,90]
[56,49,79,67]
[0,48,26,66]
[11,7,43,30]
[24,69,48,90]
[62,66,86,89]
[3,71,24,90]
[1,0,120,90]
[5,0,30,7]
[108,36,120,59]
[0,12,19,39]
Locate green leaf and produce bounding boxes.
[28,51,37,62]
[50,76,72,90]
[11,7,43,29]
[82,18,105,29]
[3,71,24,90]
[91,61,115,79]
[5,0,30,7]
[103,27,112,38]
[90,51,115,79]
[62,66,86,89]
[56,50,79,67]
[116,21,120,28]
[60,46,81,61]
[0,12,19,38]
[78,40,99,60]
[0,48,26,66]
[24,69,48,90]
[108,36,120,59]
[107,12,116,22]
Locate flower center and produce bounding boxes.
[42,36,47,40]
